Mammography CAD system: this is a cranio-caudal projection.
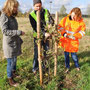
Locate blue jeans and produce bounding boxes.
[32,39,49,72]
[7,57,17,78]
[64,52,79,69]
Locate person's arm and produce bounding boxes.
[58,17,67,36]
[0,14,22,37]
[73,22,86,39]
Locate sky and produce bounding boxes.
[0,0,90,14]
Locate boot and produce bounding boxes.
[12,71,20,78]
[65,68,69,73]
[8,78,19,87]
[76,67,80,71]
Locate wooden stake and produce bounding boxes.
[54,12,59,76]
[37,10,43,85]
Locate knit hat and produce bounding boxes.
[33,0,42,5]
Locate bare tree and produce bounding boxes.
[23,8,33,17]
[60,5,67,16]
[28,8,33,13]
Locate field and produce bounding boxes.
[0,17,90,90]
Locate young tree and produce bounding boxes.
[29,8,33,13]
[24,8,33,17]
[17,9,23,17]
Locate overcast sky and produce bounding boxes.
[0,0,90,14]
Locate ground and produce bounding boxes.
[0,17,90,90]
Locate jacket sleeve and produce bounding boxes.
[73,22,86,39]
[58,17,66,36]
[0,14,22,37]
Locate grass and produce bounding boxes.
[0,17,90,90]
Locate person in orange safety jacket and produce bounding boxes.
[58,7,86,72]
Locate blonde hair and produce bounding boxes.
[69,7,82,21]
[2,0,19,17]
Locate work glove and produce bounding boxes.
[68,34,75,40]
[64,33,75,40]
[63,33,68,38]
[45,32,50,39]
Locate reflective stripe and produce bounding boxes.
[58,27,64,32]
[65,30,74,34]
[60,27,64,30]
[82,31,85,34]
[79,31,85,36]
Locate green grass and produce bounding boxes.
[0,18,90,89]
[0,39,90,90]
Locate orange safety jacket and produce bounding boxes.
[58,15,86,52]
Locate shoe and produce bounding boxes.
[8,78,19,87]
[65,68,69,73]
[33,70,37,75]
[76,68,80,71]
[12,71,20,78]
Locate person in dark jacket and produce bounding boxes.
[0,0,25,87]
[29,0,54,74]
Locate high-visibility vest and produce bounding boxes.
[30,9,49,37]
[30,9,49,23]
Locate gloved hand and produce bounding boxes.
[64,33,75,40]
[45,32,50,39]
[63,33,68,38]
[68,34,75,40]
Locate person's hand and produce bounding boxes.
[48,24,52,29]
[68,35,75,40]
[21,31,25,35]
[63,33,68,38]
[64,33,75,40]
[45,32,50,39]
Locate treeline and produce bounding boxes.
[0,8,33,17]
[51,14,90,18]
[82,15,90,18]
[0,11,1,15]
[0,9,90,18]
[17,8,33,17]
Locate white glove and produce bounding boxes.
[63,33,68,38]
[45,32,50,39]
[68,34,75,40]
[64,33,75,40]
